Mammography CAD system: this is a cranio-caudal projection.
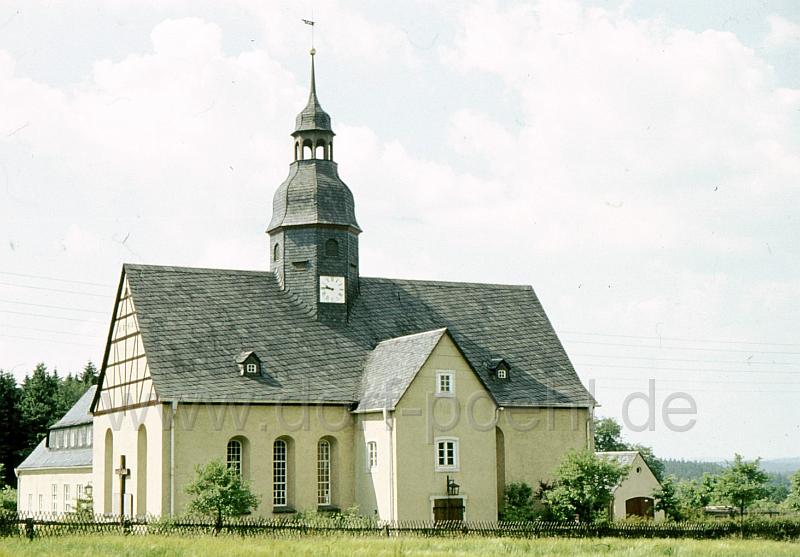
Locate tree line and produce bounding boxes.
[0,362,97,488]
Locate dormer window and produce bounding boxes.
[490,358,511,381]
[236,351,262,376]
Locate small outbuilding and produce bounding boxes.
[597,451,664,522]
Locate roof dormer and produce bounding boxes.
[489,357,511,380]
[236,351,262,377]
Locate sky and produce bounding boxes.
[0,0,798,462]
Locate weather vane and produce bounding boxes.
[302,11,316,55]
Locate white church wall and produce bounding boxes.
[354,412,394,521]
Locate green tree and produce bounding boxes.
[501,482,536,521]
[79,361,98,386]
[0,372,22,487]
[652,475,681,521]
[715,454,769,520]
[542,450,628,523]
[630,444,665,483]
[784,469,800,511]
[185,460,259,533]
[19,364,61,454]
[593,417,628,452]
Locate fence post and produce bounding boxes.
[25,517,34,541]
[385,523,390,537]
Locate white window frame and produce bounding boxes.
[64,484,71,512]
[51,483,58,513]
[497,368,507,379]
[435,371,455,397]
[246,362,257,374]
[367,441,378,472]
[434,437,460,472]
[273,439,287,506]
[227,439,243,476]
[317,440,331,505]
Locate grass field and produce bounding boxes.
[0,535,799,557]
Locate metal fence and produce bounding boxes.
[2,513,799,541]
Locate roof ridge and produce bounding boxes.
[361,276,533,291]
[124,263,270,276]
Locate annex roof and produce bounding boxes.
[16,440,92,472]
[596,451,641,468]
[110,264,594,408]
[356,328,448,413]
[51,386,96,429]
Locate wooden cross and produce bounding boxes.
[115,455,130,518]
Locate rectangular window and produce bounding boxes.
[38,494,43,512]
[64,485,71,512]
[87,425,93,447]
[52,484,58,513]
[77,484,83,503]
[226,440,242,476]
[317,440,331,505]
[497,368,507,379]
[435,438,459,471]
[246,363,257,374]
[367,441,378,471]
[435,372,455,396]
[273,440,287,506]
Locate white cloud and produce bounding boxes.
[765,14,800,49]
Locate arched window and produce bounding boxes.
[294,142,300,161]
[317,439,331,505]
[325,239,339,257]
[273,243,281,262]
[273,439,287,506]
[227,439,242,476]
[302,139,313,160]
[315,140,326,160]
[103,429,113,514]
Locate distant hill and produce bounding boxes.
[663,459,724,480]
[663,457,799,480]
[761,457,800,475]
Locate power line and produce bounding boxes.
[573,362,800,375]
[0,309,105,324]
[571,352,800,366]
[560,330,800,348]
[582,373,800,386]
[0,281,109,298]
[0,324,101,338]
[0,333,96,348]
[0,299,107,314]
[0,270,112,288]
[563,339,800,356]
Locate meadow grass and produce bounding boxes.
[0,535,799,557]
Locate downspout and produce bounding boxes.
[170,401,178,516]
[383,407,395,523]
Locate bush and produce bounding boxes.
[0,487,16,513]
[500,482,537,521]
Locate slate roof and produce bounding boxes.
[596,451,639,467]
[16,440,93,471]
[17,387,95,471]
[294,54,332,134]
[51,386,96,429]
[266,160,360,233]
[116,264,594,408]
[356,328,448,412]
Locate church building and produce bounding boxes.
[88,51,595,522]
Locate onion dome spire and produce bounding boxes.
[294,49,332,134]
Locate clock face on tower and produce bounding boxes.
[319,275,346,304]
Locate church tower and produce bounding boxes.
[267,50,361,322]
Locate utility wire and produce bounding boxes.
[573,362,800,375]
[571,353,800,366]
[563,339,800,356]
[0,309,105,324]
[0,299,107,314]
[0,281,109,298]
[0,270,112,288]
[0,333,96,348]
[0,324,101,338]
[560,330,800,348]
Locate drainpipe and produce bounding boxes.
[383,407,395,523]
[170,401,177,516]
